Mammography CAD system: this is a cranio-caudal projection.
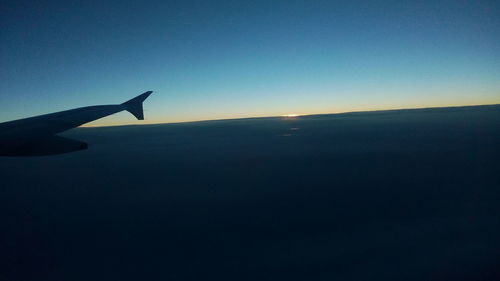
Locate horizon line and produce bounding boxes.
[81,102,500,129]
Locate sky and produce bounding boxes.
[1,0,499,126]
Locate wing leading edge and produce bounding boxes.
[0,91,153,157]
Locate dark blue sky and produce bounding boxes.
[1,0,499,125]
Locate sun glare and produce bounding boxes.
[282,114,300,118]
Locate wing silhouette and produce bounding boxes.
[0,91,153,157]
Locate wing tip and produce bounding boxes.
[122,91,154,120]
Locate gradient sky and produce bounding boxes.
[1,0,499,126]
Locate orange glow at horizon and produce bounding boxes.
[81,97,500,128]
[281,114,300,118]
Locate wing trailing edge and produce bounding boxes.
[122,91,153,120]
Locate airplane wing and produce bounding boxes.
[0,91,153,157]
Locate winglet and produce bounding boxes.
[122,91,153,120]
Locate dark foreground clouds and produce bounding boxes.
[1,105,499,280]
